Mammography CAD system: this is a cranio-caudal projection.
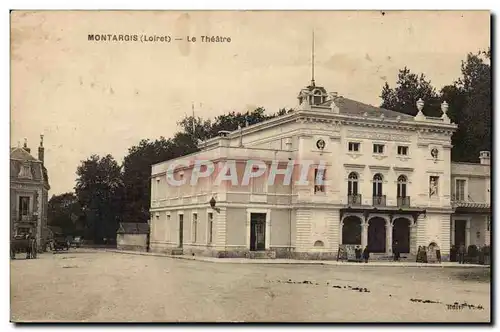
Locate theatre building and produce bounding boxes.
[149,80,491,260]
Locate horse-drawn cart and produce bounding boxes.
[11,235,37,259]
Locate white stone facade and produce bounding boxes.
[150,84,491,260]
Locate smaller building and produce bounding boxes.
[116,223,150,251]
[10,136,50,251]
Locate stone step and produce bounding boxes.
[247,251,277,259]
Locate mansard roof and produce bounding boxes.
[10,147,50,188]
[320,97,414,120]
[10,147,38,161]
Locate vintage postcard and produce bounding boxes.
[10,10,491,323]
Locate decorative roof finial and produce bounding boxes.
[23,138,28,148]
[415,98,425,119]
[40,134,44,147]
[311,29,315,87]
[416,98,424,112]
[441,101,449,115]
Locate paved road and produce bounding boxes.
[10,250,490,322]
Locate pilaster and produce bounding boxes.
[386,219,393,255]
[215,207,227,249]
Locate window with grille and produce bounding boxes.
[208,212,214,244]
[192,213,198,243]
[347,172,359,195]
[455,179,466,201]
[314,168,326,193]
[18,196,30,219]
[373,174,383,196]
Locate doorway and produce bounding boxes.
[454,219,466,247]
[392,218,410,253]
[178,214,184,248]
[368,217,386,253]
[250,213,266,251]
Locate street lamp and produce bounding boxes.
[209,197,220,213]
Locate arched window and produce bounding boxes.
[348,172,358,195]
[313,90,323,105]
[314,240,324,247]
[397,175,407,198]
[373,173,383,197]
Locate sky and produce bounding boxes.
[10,10,490,195]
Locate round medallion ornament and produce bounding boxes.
[431,148,439,159]
[316,139,326,150]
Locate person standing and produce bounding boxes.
[362,247,370,263]
[458,243,466,264]
[393,240,400,261]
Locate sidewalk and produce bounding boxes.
[103,249,489,268]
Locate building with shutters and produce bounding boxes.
[149,80,491,260]
[10,136,50,250]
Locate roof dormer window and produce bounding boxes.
[18,162,32,179]
[313,89,324,105]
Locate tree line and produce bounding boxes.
[48,49,490,242]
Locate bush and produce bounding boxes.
[467,245,479,257]
[466,245,479,263]
[479,246,491,265]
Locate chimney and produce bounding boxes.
[38,134,45,164]
[23,138,31,154]
[479,151,490,165]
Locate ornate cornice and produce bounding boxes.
[347,129,411,142]
[368,165,390,171]
[393,167,414,172]
[344,163,365,169]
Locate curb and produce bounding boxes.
[103,249,490,268]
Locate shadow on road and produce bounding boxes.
[450,268,491,283]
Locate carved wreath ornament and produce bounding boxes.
[431,148,439,159]
[316,139,326,150]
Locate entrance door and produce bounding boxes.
[367,217,386,253]
[392,218,410,253]
[454,219,466,247]
[250,213,266,251]
[178,214,184,248]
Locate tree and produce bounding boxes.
[75,154,124,242]
[451,49,491,162]
[380,67,442,117]
[120,107,286,225]
[122,137,179,224]
[47,192,83,235]
[380,49,491,162]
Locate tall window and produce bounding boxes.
[251,165,266,193]
[314,168,326,193]
[192,213,198,243]
[208,212,214,244]
[397,175,407,198]
[18,196,30,219]
[313,90,323,105]
[347,172,358,195]
[166,214,171,241]
[373,174,383,197]
[455,179,466,201]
